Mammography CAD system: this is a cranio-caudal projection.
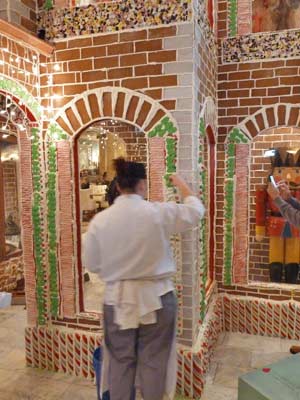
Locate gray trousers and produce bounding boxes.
[103,291,177,400]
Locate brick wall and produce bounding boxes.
[218,59,300,136]
[42,22,198,345]
[0,0,37,34]
[42,24,192,116]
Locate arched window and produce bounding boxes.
[74,118,148,312]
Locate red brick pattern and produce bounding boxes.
[232,144,249,284]
[237,0,252,35]
[222,294,300,339]
[19,129,37,325]
[2,0,37,34]
[57,141,76,317]
[148,137,165,202]
[43,26,179,113]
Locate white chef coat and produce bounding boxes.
[83,194,204,328]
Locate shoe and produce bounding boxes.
[285,263,299,284]
[290,345,300,354]
[269,262,283,282]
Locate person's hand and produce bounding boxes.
[169,175,194,198]
[267,182,280,200]
[277,180,292,201]
[169,174,187,188]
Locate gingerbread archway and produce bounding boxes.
[46,87,182,320]
[224,103,300,285]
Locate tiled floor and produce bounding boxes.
[0,304,299,399]
[0,305,98,400]
[201,331,299,400]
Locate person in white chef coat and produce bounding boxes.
[83,157,205,400]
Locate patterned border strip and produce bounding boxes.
[25,294,224,399]
[196,0,216,55]
[31,127,47,325]
[38,0,192,40]
[148,115,184,336]
[148,116,177,187]
[25,293,300,397]
[224,128,249,285]
[47,123,68,316]
[0,76,42,119]
[223,29,300,63]
[199,117,208,322]
[228,0,238,37]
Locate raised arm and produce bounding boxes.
[268,182,300,228]
[277,181,300,210]
[155,175,205,235]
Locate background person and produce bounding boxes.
[268,180,300,354]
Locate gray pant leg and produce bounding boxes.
[138,291,177,400]
[103,304,137,400]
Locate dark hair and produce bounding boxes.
[114,157,146,191]
[105,177,119,206]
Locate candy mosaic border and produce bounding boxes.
[0,75,42,119]
[224,128,249,285]
[148,116,183,335]
[25,293,300,398]
[223,29,300,63]
[199,117,208,322]
[228,0,238,37]
[196,0,216,54]
[25,294,224,398]
[31,126,47,325]
[38,0,192,40]
[47,124,68,316]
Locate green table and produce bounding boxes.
[238,355,300,400]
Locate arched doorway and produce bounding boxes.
[46,87,181,323]
[223,103,300,286]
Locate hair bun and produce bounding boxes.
[113,157,127,176]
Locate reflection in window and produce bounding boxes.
[253,0,300,33]
[0,133,21,260]
[76,119,147,312]
[250,133,300,284]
